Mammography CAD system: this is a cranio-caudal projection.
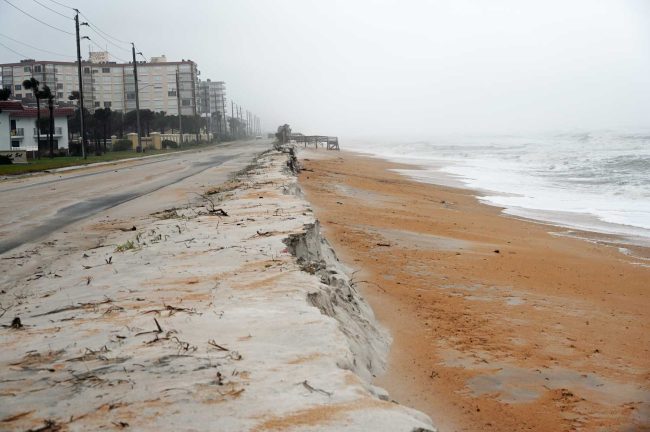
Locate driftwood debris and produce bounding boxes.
[301,380,332,397]
[135,318,164,336]
[31,298,113,318]
[11,317,22,329]
[207,339,229,351]
[210,208,229,216]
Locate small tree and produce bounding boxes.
[152,111,168,134]
[93,108,112,155]
[0,87,11,101]
[140,109,154,137]
[275,124,291,143]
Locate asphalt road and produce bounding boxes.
[0,140,271,255]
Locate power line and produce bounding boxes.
[1,0,75,35]
[84,23,131,53]
[44,0,75,10]
[31,0,73,20]
[80,11,130,44]
[0,40,31,59]
[0,32,75,59]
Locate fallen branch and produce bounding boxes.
[135,318,164,336]
[31,298,113,318]
[301,380,332,397]
[207,340,229,351]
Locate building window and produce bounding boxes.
[181,99,191,106]
[83,67,90,74]
[11,140,20,148]
[57,92,64,98]
[168,90,176,97]
[15,93,22,98]
[14,84,21,90]
[126,92,136,100]
[23,66,31,72]
[104,101,112,108]
[102,67,111,73]
[34,65,42,73]
[56,83,63,89]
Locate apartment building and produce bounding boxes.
[0,54,200,116]
[198,79,228,133]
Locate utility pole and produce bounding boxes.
[231,101,235,138]
[176,69,183,147]
[131,43,142,151]
[212,91,218,136]
[221,92,227,136]
[237,106,240,137]
[203,85,210,141]
[74,10,86,159]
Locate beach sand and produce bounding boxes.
[298,149,650,432]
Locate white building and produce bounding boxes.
[198,79,228,134]
[0,101,73,152]
[1,54,202,116]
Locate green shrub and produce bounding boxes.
[112,139,133,152]
[162,139,178,149]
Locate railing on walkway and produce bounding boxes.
[289,134,340,150]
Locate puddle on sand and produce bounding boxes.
[334,184,393,204]
[438,283,526,306]
[441,347,650,422]
[370,227,476,252]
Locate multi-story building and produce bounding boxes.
[0,54,200,116]
[198,79,228,134]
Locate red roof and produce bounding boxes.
[0,101,24,111]
[9,106,75,118]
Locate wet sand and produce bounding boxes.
[298,150,650,432]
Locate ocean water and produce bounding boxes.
[345,132,650,246]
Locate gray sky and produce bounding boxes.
[1,0,649,137]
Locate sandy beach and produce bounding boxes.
[298,149,650,432]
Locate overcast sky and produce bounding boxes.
[1,0,649,138]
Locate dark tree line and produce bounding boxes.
[68,108,214,155]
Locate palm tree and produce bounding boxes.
[23,78,42,150]
[39,85,55,158]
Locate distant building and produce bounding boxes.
[0,100,74,152]
[198,79,228,134]
[0,54,201,116]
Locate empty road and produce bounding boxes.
[0,140,270,255]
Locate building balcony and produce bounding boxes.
[10,128,25,138]
[33,127,63,137]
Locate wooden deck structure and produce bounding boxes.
[289,134,339,150]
